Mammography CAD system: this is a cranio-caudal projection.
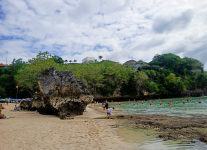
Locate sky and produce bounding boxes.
[0,0,207,70]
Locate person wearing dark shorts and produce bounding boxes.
[105,100,108,109]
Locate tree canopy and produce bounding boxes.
[0,52,206,98]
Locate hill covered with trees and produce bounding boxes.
[0,52,206,99]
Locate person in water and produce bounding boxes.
[142,101,143,104]
[190,98,192,101]
[169,101,172,109]
[137,101,139,105]
[187,99,189,102]
[106,106,114,120]
[118,102,121,106]
[160,101,162,105]
[198,99,201,103]
[182,99,185,104]
[150,101,152,106]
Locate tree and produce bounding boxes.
[69,60,72,63]
[99,56,103,61]
[74,60,77,63]
[53,55,64,64]
[65,60,68,64]
[15,52,59,95]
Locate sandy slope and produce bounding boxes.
[0,103,138,150]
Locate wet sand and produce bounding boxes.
[0,103,138,150]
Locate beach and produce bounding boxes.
[0,103,137,150]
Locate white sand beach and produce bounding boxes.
[0,103,138,150]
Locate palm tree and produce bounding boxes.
[99,56,103,61]
[65,60,68,64]
[69,60,72,63]
[74,60,77,63]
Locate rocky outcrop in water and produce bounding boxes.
[21,67,93,119]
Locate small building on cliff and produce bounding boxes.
[124,60,150,72]
[82,57,95,64]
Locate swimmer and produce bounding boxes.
[137,101,139,105]
[190,98,191,101]
[187,99,189,102]
[160,101,162,105]
[182,99,185,104]
[198,99,201,103]
[118,102,121,106]
[150,101,152,106]
[142,101,143,104]
[169,101,172,109]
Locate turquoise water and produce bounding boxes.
[109,97,207,149]
[134,139,207,150]
[110,97,207,118]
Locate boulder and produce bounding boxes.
[21,67,93,119]
[20,101,35,111]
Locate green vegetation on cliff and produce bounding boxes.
[0,52,206,98]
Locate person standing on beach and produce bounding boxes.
[106,106,113,120]
[94,101,96,107]
[105,100,109,110]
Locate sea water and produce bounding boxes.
[108,97,207,150]
[110,97,207,118]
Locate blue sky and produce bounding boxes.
[0,0,207,70]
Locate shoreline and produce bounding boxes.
[90,105,207,145]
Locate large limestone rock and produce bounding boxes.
[22,67,93,119]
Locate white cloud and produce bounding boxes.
[0,0,207,70]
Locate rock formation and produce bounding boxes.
[21,67,93,119]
